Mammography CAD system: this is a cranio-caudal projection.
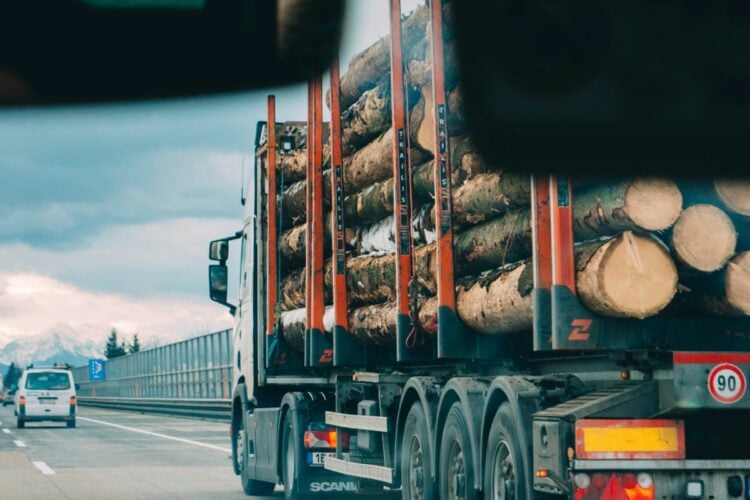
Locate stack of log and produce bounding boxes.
[271,5,750,351]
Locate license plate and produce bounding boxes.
[307,452,334,466]
[39,399,57,404]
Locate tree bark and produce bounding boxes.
[676,251,750,316]
[572,178,683,240]
[415,84,466,154]
[670,204,737,273]
[576,232,678,318]
[277,144,331,184]
[279,214,355,269]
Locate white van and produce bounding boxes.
[16,366,77,428]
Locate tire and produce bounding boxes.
[439,403,478,500]
[235,410,275,496]
[484,402,527,500]
[67,419,76,428]
[401,402,435,500]
[16,419,24,429]
[281,415,310,500]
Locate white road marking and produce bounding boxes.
[78,416,231,453]
[14,440,26,448]
[33,461,55,475]
[2,428,10,434]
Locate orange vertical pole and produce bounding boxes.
[305,81,314,341]
[550,175,576,294]
[310,76,325,334]
[330,57,349,335]
[389,0,417,361]
[266,96,278,338]
[531,174,553,351]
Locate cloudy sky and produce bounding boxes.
[0,0,421,348]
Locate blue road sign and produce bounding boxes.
[89,359,105,381]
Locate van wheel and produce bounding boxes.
[67,419,76,428]
[401,402,435,500]
[439,403,477,500]
[235,411,275,496]
[484,403,526,500]
[16,419,24,429]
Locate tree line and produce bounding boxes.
[104,328,141,359]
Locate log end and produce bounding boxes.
[624,177,683,231]
[727,251,750,315]
[579,232,678,318]
[672,204,737,272]
[714,178,750,217]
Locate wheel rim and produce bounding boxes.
[407,434,426,500]
[490,440,515,500]
[236,423,245,471]
[446,439,467,500]
[285,429,296,492]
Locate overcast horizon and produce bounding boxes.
[0,1,422,348]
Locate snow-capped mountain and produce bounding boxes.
[0,323,104,369]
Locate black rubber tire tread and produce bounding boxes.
[281,416,312,500]
[439,403,478,500]
[239,411,275,496]
[400,402,436,500]
[484,402,528,500]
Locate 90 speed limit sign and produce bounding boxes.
[707,363,747,404]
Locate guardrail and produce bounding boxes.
[77,397,231,421]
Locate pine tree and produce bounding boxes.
[2,362,21,390]
[129,334,141,354]
[104,328,126,359]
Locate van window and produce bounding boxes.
[25,372,71,391]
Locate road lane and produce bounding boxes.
[0,405,281,499]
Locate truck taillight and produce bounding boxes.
[19,395,26,406]
[70,396,76,405]
[574,472,655,500]
[303,430,348,449]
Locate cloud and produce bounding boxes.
[0,272,232,348]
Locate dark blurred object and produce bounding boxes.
[0,0,344,104]
[454,0,750,177]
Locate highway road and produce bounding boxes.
[0,405,280,499]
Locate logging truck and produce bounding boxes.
[207,1,750,498]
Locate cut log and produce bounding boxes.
[714,179,750,217]
[572,178,683,240]
[279,215,355,268]
[415,84,466,154]
[277,144,331,184]
[351,209,436,255]
[340,80,392,157]
[677,252,750,316]
[670,204,737,273]
[344,135,496,226]
[576,232,678,318]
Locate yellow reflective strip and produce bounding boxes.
[583,427,679,453]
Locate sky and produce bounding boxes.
[0,0,422,348]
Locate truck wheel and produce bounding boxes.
[439,403,477,500]
[401,402,435,500]
[235,411,275,496]
[484,402,526,500]
[281,416,307,500]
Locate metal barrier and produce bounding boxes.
[77,397,231,421]
[72,330,233,418]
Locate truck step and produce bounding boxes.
[325,411,388,432]
[324,456,393,483]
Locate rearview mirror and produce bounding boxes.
[209,264,235,314]
[0,0,345,105]
[209,240,230,262]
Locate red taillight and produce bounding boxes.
[19,395,26,406]
[303,430,349,449]
[70,396,76,406]
[574,472,655,500]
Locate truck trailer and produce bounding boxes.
[208,1,750,498]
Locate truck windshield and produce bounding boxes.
[25,372,71,391]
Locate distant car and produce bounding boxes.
[2,391,15,407]
[16,367,76,428]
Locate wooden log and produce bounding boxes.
[415,84,466,154]
[677,251,750,316]
[714,179,750,217]
[670,204,737,273]
[340,80,392,157]
[277,144,331,184]
[576,232,678,319]
[344,136,497,226]
[572,178,683,240]
[279,215,355,268]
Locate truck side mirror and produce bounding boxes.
[209,264,236,315]
[209,240,229,261]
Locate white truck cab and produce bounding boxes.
[16,365,77,429]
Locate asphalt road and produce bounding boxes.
[0,405,281,500]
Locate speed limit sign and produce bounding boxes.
[707,363,747,404]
